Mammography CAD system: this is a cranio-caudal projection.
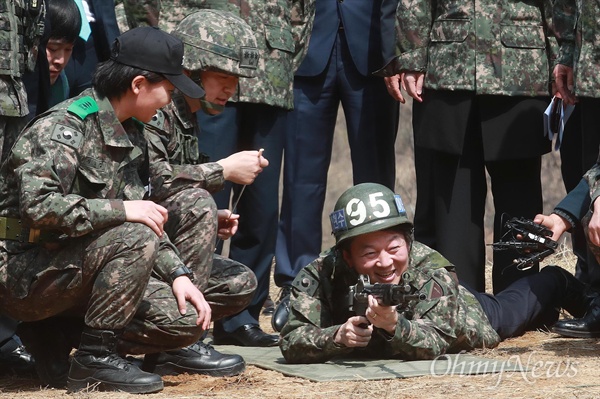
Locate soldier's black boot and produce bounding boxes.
[143,341,245,377]
[553,296,600,338]
[67,328,163,393]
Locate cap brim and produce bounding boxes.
[165,73,205,99]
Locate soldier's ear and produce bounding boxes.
[130,75,146,94]
[341,248,354,269]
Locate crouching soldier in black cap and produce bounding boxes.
[0,26,256,393]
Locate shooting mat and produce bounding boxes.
[213,344,526,382]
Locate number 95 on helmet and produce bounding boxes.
[171,9,259,78]
[329,183,413,246]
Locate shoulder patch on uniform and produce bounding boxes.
[67,96,99,120]
[421,277,446,299]
[147,110,165,130]
[292,269,319,297]
[51,124,83,149]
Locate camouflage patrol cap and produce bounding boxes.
[172,9,259,78]
[330,183,413,246]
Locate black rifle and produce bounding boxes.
[348,275,425,317]
[491,216,558,270]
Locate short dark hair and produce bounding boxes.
[47,0,82,43]
[92,59,164,99]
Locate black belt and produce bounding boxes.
[0,217,56,243]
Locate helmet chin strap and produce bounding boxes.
[200,99,224,114]
[190,70,226,115]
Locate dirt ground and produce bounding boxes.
[3,319,600,399]
[2,252,599,399]
[1,101,594,398]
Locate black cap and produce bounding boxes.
[110,27,204,99]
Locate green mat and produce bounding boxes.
[214,345,526,382]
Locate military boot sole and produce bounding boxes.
[551,326,600,338]
[67,377,164,394]
[152,360,245,377]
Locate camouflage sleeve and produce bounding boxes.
[289,0,315,71]
[122,0,160,29]
[146,125,225,202]
[584,163,600,209]
[552,0,577,67]
[280,262,354,363]
[392,0,434,72]
[152,232,187,284]
[386,268,461,360]
[13,118,126,236]
[541,0,560,74]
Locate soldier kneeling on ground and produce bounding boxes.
[0,26,256,393]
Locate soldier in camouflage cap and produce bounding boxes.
[280,183,590,363]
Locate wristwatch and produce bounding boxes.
[169,266,194,284]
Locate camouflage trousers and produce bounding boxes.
[0,220,256,354]
[0,222,158,328]
[122,254,256,354]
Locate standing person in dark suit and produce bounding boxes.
[377,0,554,294]
[64,0,120,97]
[272,0,399,332]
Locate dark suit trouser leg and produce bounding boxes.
[0,316,18,346]
[464,267,563,340]
[431,138,487,292]
[412,102,437,249]
[275,32,398,287]
[197,103,285,332]
[487,157,543,294]
[275,72,339,287]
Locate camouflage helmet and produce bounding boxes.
[171,9,259,78]
[330,183,413,246]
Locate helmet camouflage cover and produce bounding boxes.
[330,183,413,246]
[172,9,259,78]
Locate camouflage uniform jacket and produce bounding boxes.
[0,88,185,283]
[280,242,500,363]
[380,0,558,96]
[0,0,45,117]
[123,0,315,110]
[553,0,600,97]
[145,92,225,202]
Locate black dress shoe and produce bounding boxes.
[143,341,245,377]
[553,296,600,338]
[271,286,291,333]
[213,324,279,347]
[0,338,35,375]
[262,296,275,316]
